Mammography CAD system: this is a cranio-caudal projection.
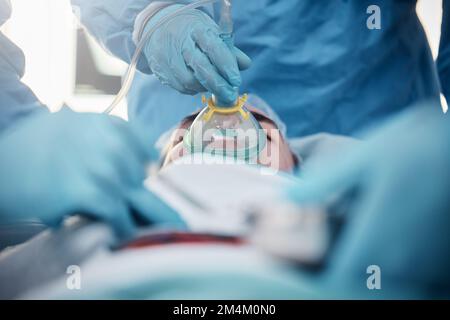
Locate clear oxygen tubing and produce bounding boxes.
[214,0,237,107]
[103,0,232,114]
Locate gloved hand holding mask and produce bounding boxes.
[143,4,251,106]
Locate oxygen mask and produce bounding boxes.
[184,94,267,160]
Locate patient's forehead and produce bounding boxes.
[178,106,278,131]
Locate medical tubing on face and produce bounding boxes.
[103,0,223,114]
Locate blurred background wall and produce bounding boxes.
[1,0,128,118]
[0,0,447,119]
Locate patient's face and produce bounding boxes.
[161,107,297,172]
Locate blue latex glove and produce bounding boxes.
[0,108,185,239]
[288,106,450,298]
[143,4,251,105]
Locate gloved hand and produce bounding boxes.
[0,108,185,239]
[287,106,450,297]
[143,4,251,105]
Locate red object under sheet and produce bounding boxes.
[121,231,245,250]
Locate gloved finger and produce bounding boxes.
[89,148,146,188]
[76,185,137,240]
[192,28,241,87]
[183,44,238,106]
[129,120,168,163]
[233,47,252,70]
[88,121,148,186]
[147,53,199,95]
[286,154,367,205]
[104,202,136,240]
[127,186,187,229]
[165,70,198,95]
[94,114,151,163]
[69,120,148,189]
[75,121,148,190]
[171,54,207,94]
[147,55,170,85]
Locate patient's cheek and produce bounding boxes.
[255,128,276,168]
[164,143,188,166]
[257,129,294,173]
[258,142,278,171]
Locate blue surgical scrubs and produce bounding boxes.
[0,0,46,133]
[73,0,448,139]
[129,0,446,138]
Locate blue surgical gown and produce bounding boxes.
[73,0,449,138]
[0,0,46,133]
[438,0,450,101]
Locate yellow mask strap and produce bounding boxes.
[202,94,250,122]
